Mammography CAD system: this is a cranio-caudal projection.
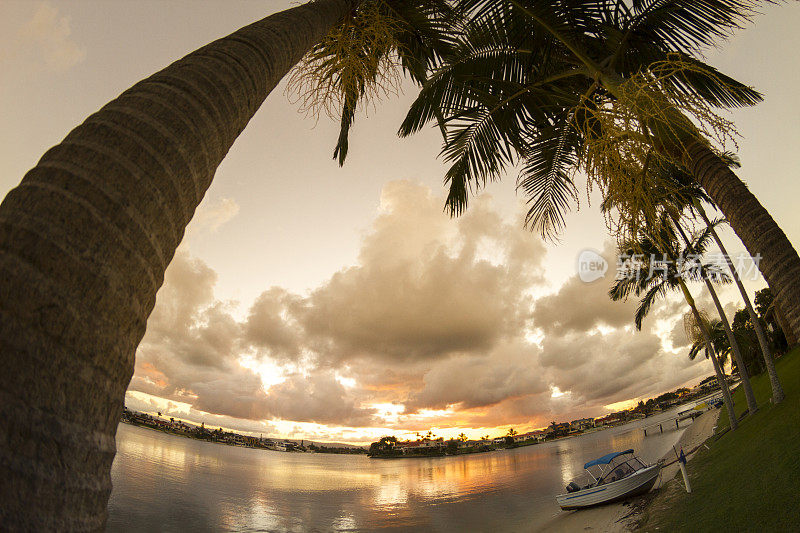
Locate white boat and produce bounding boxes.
[556,449,662,510]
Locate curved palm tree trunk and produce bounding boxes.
[703,279,758,414]
[696,204,785,404]
[678,279,737,430]
[685,141,800,345]
[0,0,352,528]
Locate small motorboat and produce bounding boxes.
[556,449,662,510]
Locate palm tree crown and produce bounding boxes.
[401,0,761,237]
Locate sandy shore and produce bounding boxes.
[535,408,720,532]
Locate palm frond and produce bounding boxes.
[688,341,705,360]
[517,116,581,240]
[628,0,759,55]
[635,280,668,330]
[653,54,762,109]
[440,104,517,215]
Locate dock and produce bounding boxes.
[642,411,703,436]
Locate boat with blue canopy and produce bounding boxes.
[556,449,662,510]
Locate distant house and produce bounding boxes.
[550,422,571,437]
[397,438,444,454]
[594,413,623,427]
[513,430,548,443]
[151,418,171,429]
[265,440,288,451]
[570,418,594,431]
[242,436,260,447]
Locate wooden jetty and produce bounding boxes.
[642,411,703,436]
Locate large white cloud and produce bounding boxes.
[128,181,718,439]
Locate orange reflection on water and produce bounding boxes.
[110,409,689,532]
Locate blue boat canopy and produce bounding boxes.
[584,449,634,469]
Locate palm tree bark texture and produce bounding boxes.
[0,0,354,529]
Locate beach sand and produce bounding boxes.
[534,408,721,532]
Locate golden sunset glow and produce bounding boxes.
[2,0,798,448]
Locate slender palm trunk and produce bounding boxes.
[0,0,352,528]
[670,218,758,413]
[684,141,800,344]
[696,204,785,404]
[704,332,737,426]
[678,279,738,430]
[703,279,758,414]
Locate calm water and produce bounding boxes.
[108,408,690,532]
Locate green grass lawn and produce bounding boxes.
[638,347,800,531]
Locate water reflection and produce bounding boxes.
[109,408,688,531]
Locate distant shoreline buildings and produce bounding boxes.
[120,408,365,454]
[122,375,728,459]
[368,378,727,458]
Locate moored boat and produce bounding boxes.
[556,449,662,510]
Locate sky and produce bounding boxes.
[1,1,799,444]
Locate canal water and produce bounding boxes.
[108,407,690,532]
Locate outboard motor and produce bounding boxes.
[566,482,581,493]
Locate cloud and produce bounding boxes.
[244,288,304,360]
[17,3,86,71]
[533,242,638,335]
[262,372,377,427]
[128,181,717,439]
[407,339,547,411]
[299,181,546,364]
[540,330,663,403]
[188,197,240,236]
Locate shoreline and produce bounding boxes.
[119,420,367,454]
[535,408,721,532]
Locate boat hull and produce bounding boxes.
[556,464,661,510]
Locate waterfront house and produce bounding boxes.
[570,418,595,431]
[551,423,571,437]
[514,430,548,443]
[594,413,623,427]
[398,438,445,454]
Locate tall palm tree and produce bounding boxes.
[673,220,759,413]
[608,218,738,429]
[0,1,453,528]
[693,201,785,403]
[642,153,784,404]
[600,157,759,414]
[401,0,800,342]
